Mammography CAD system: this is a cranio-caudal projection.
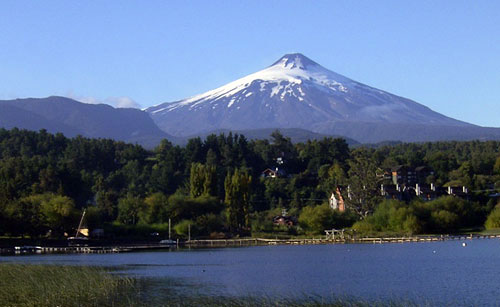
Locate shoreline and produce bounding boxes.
[2,233,500,255]
[185,233,500,247]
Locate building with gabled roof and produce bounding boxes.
[261,167,286,178]
[329,186,345,211]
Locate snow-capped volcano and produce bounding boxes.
[147,53,472,141]
[152,53,352,111]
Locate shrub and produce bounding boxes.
[195,213,225,236]
[174,219,196,238]
[430,210,459,232]
[352,200,421,236]
[299,203,357,234]
[485,206,500,229]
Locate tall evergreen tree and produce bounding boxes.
[190,163,217,198]
[224,168,251,232]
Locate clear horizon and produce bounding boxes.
[0,1,499,127]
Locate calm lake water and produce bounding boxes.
[2,239,500,305]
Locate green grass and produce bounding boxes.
[0,263,142,307]
[0,263,422,306]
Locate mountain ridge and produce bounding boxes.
[2,54,499,146]
[0,96,177,148]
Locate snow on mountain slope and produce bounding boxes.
[150,54,350,113]
[147,53,472,138]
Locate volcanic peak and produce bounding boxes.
[271,53,321,70]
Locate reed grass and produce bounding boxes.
[0,263,141,307]
[0,263,420,306]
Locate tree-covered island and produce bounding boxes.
[1,128,499,241]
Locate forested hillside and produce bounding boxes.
[0,128,499,238]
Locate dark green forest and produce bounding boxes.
[0,128,499,239]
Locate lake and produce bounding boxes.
[2,239,500,305]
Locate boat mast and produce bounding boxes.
[168,218,171,240]
[75,209,86,238]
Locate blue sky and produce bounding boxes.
[0,1,499,127]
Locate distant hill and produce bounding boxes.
[0,96,176,148]
[0,103,80,136]
[312,121,500,143]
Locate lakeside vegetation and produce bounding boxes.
[0,263,140,306]
[0,128,499,240]
[0,263,422,307]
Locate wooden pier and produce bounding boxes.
[184,234,500,247]
[3,244,173,255]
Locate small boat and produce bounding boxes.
[159,219,177,245]
[159,239,176,245]
[67,236,89,246]
[14,246,42,251]
[14,246,43,254]
[68,209,89,246]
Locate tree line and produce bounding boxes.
[0,127,499,238]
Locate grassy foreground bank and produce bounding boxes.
[0,264,141,307]
[0,263,418,307]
